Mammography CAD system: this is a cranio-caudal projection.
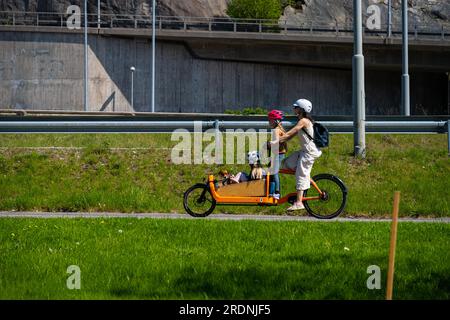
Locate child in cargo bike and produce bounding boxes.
[218,151,266,186]
[267,109,288,200]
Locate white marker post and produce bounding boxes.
[130,66,135,110]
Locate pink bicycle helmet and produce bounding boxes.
[268,110,284,121]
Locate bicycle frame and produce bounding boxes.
[277,169,323,204]
[208,169,323,206]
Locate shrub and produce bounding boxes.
[227,0,282,20]
[224,107,268,115]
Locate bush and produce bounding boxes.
[224,107,268,115]
[227,0,282,20]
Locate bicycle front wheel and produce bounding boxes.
[303,174,348,219]
[183,183,216,217]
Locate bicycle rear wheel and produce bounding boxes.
[303,174,347,219]
[183,183,216,217]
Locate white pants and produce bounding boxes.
[282,150,317,191]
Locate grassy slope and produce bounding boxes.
[0,134,448,216]
[0,218,448,299]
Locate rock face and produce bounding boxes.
[281,1,450,29]
[1,0,449,28]
[0,0,230,17]
[160,0,230,17]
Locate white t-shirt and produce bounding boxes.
[297,123,322,158]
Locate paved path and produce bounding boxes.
[0,211,448,223]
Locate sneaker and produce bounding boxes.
[287,202,305,211]
[230,177,239,184]
[273,193,280,200]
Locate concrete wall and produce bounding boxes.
[0,32,131,112]
[0,31,448,115]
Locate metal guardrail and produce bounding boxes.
[0,11,449,41]
[0,117,448,154]
[0,109,448,121]
[0,119,446,133]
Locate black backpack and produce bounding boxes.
[302,122,329,148]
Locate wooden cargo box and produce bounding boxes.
[216,179,267,197]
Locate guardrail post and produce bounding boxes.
[233,21,236,32]
[310,21,313,34]
[61,14,63,27]
[110,18,113,28]
[335,21,339,36]
[13,13,15,26]
[214,119,222,163]
[284,20,287,34]
[134,18,137,29]
[259,21,262,33]
[414,23,417,40]
[442,25,445,40]
[183,18,186,31]
[36,13,39,26]
[208,19,211,31]
[159,17,162,29]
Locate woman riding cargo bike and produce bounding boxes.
[183,99,348,219]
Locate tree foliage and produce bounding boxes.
[226,0,282,20]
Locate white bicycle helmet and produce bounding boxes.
[292,99,312,113]
[247,151,260,165]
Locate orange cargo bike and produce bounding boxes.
[183,169,348,219]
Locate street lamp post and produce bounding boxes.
[130,66,135,110]
[401,0,410,116]
[97,0,101,29]
[151,0,156,113]
[84,0,89,112]
[387,0,392,38]
[353,0,366,158]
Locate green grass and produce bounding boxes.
[0,134,448,217]
[0,218,448,299]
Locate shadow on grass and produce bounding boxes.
[171,266,308,299]
[107,252,391,299]
[434,272,450,294]
[108,266,309,299]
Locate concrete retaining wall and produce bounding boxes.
[0,31,448,115]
